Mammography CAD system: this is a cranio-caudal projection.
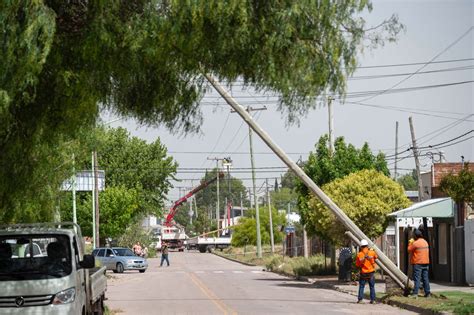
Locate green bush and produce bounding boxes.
[265,254,334,277]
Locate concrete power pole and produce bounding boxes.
[93,151,100,247]
[204,73,413,290]
[249,124,263,258]
[266,179,275,253]
[409,117,424,202]
[394,121,399,181]
[328,96,335,155]
[232,106,266,258]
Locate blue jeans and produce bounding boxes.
[160,254,170,266]
[358,273,375,301]
[412,264,430,296]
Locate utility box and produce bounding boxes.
[338,247,352,282]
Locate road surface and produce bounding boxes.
[106,251,415,314]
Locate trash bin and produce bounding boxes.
[338,247,352,281]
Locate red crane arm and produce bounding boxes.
[165,172,224,226]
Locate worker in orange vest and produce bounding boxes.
[355,239,378,304]
[408,229,431,298]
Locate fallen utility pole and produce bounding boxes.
[204,73,412,291]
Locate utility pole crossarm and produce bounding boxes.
[204,73,411,291]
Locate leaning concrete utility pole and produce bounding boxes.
[409,116,424,202]
[204,73,412,290]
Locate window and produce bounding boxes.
[106,249,114,257]
[0,235,72,281]
[97,249,105,257]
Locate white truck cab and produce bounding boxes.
[0,223,106,315]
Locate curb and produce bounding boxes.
[298,276,446,315]
[212,252,258,267]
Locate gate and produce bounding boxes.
[465,219,474,285]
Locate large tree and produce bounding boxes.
[231,207,285,247]
[0,1,402,219]
[307,169,410,245]
[440,164,474,221]
[297,135,390,230]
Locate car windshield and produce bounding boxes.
[0,234,72,281]
[113,248,135,257]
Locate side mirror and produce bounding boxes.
[80,254,95,269]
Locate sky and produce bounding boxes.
[104,0,474,204]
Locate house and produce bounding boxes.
[388,198,460,283]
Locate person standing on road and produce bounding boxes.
[408,229,431,298]
[355,239,378,304]
[160,242,170,267]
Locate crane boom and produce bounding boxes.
[165,172,224,226]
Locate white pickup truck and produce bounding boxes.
[186,235,232,253]
[0,222,107,315]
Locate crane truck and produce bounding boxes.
[157,173,224,252]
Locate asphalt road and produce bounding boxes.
[105,251,415,315]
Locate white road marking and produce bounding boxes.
[213,271,224,273]
[194,271,205,274]
[232,271,244,274]
[251,270,263,273]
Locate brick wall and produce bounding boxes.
[432,163,474,187]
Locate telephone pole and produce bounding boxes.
[409,116,424,202]
[247,106,266,258]
[204,73,413,290]
[93,151,100,247]
[394,121,399,180]
[266,179,275,253]
[328,96,335,155]
[207,157,225,235]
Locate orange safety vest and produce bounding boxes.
[356,247,377,274]
[408,238,429,265]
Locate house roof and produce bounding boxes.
[389,198,454,218]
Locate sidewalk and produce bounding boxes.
[301,275,474,314]
[305,275,474,296]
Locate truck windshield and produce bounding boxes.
[0,235,72,281]
[113,248,135,257]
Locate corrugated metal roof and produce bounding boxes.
[389,198,454,218]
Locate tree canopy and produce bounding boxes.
[0,1,402,219]
[296,135,390,229]
[306,169,410,245]
[58,127,177,238]
[231,208,285,247]
[439,164,474,205]
[397,170,418,191]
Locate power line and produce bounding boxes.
[356,26,474,103]
[418,130,473,149]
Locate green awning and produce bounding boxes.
[389,198,454,218]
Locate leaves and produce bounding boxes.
[306,169,410,245]
[439,164,474,204]
[231,207,285,247]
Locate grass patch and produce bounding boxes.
[388,291,474,314]
[105,306,123,314]
[215,246,335,277]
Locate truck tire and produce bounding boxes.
[92,295,104,315]
[198,245,207,253]
[207,246,212,253]
[139,269,146,273]
[116,262,124,273]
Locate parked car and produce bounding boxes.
[92,247,148,273]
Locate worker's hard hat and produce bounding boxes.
[360,239,369,246]
[414,229,423,238]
